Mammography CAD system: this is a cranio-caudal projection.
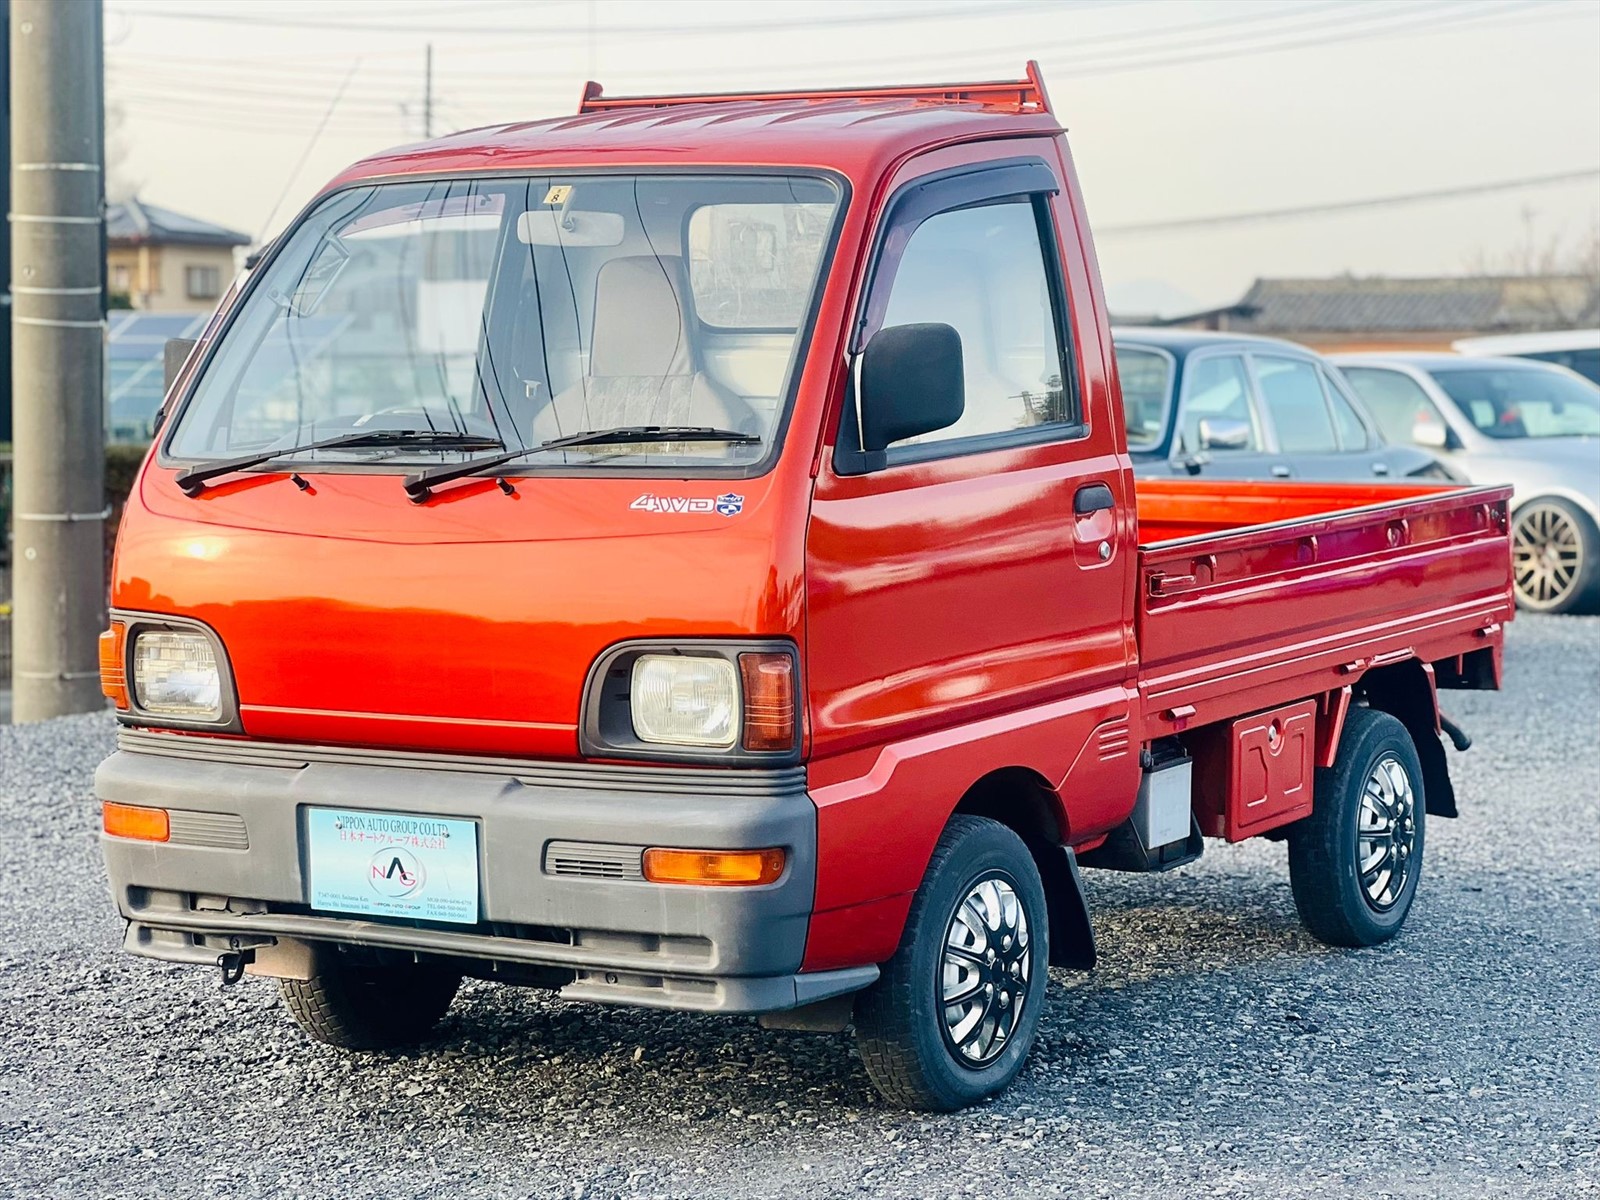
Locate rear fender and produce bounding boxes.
[1359,659,1457,818]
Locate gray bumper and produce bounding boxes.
[95,731,874,1014]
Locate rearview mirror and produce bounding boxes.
[1197,416,1251,451]
[163,337,198,394]
[859,323,964,453]
[1411,419,1450,449]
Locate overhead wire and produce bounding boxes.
[1099,168,1600,237]
[111,0,1050,38]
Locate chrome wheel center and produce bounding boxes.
[1512,503,1583,608]
[1357,753,1417,911]
[939,873,1030,1067]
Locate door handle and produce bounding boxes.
[1371,461,1390,476]
[1270,464,1292,478]
[1074,483,1116,514]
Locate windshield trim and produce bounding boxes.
[156,165,852,482]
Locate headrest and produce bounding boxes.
[590,254,695,378]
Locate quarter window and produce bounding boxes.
[875,200,1071,449]
[1255,356,1337,453]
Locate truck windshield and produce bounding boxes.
[165,173,842,471]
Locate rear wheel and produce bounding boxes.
[1287,706,1425,947]
[281,956,461,1050]
[853,815,1048,1111]
[1512,497,1599,614]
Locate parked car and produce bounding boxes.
[95,65,1515,1113]
[1336,353,1600,614]
[1452,330,1600,385]
[1114,328,1456,483]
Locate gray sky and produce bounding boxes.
[106,0,1600,314]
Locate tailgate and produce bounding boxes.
[1135,482,1514,727]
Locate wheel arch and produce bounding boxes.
[952,767,1096,969]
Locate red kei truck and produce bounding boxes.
[95,65,1513,1111]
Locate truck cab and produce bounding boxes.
[97,67,1512,1111]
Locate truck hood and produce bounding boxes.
[115,467,797,757]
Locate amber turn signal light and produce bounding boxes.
[98,623,128,710]
[642,847,785,887]
[738,652,795,753]
[102,801,170,843]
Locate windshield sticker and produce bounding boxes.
[631,492,744,517]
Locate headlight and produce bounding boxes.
[630,654,739,747]
[132,631,222,719]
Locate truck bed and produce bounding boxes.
[1134,479,1514,736]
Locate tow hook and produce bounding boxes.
[217,948,249,987]
[1440,712,1472,752]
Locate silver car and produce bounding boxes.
[1335,353,1600,614]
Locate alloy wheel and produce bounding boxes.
[1357,753,1417,911]
[939,873,1031,1067]
[1512,502,1584,609]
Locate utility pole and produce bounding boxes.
[423,42,433,139]
[9,0,106,721]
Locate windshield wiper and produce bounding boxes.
[402,426,761,503]
[175,429,504,496]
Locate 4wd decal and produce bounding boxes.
[630,493,744,517]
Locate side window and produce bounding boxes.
[1339,367,1446,445]
[1179,354,1261,452]
[877,200,1070,449]
[1321,369,1371,450]
[1254,356,1337,453]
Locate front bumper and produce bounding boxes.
[95,729,875,1013]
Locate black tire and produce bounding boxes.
[280,957,461,1051]
[1288,706,1425,947]
[1511,496,1600,615]
[853,815,1049,1111]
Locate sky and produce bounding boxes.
[104,0,1600,315]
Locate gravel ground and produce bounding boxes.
[1,615,1596,1200]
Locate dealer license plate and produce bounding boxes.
[305,808,480,925]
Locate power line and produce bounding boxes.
[113,0,1048,38]
[256,61,364,241]
[1099,168,1600,236]
[107,0,1592,136]
[101,0,1477,114]
[102,0,1426,91]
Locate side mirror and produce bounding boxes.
[1197,416,1251,451]
[163,337,199,394]
[859,323,964,453]
[1411,419,1449,450]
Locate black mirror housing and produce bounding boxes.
[859,322,964,453]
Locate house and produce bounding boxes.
[106,198,250,313]
[1154,275,1600,353]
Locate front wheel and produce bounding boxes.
[853,815,1049,1111]
[1287,706,1425,947]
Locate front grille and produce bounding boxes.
[543,840,644,880]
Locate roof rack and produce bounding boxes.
[578,60,1052,116]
